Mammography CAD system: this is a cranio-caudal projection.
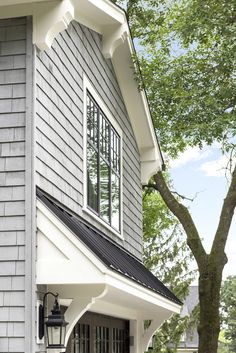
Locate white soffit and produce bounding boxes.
[0,0,163,183]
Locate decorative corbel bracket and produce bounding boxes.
[141,161,160,185]
[140,147,162,184]
[142,318,165,352]
[102,23,129,59]
[33,0,74,51]
[48,284,107,346]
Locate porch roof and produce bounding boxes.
[37,187,181,306]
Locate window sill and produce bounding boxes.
[82,206,124,240]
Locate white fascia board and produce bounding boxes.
[73,0,125,31]
[89,299,139,320]
[106,269,181,314]
[110,35,163,183]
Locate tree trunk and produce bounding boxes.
[197,256,224,353]
[153,170,236,353]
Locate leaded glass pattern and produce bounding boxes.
[94,326,109,353]
[73,324,90,353]
[86,91,121,231]
[113,328,125,353]
[67,312,129,353]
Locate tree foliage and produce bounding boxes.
[113,0,236,157]
[143,188,194,297]
[143,188,195,352]
[112,1,236,352]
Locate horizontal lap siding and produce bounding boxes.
[35,21,142,258]
[0,17,26,353]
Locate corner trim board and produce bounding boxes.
[25,16,36,353]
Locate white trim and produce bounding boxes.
[83,74,122,138]
[83,74,124,239]
[24,17,36,353]
[82,207,123,239]
[177,349,198,353]
[105,270,181,314]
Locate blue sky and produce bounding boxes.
[169,146,236,279]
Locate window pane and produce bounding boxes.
[111,129,120,174]
[73,324,90,353]
[86,91,121,231]
[95,326,109,353]
[100,114,109,161]
[100,158,110,223]
[111,172,120,230]
[87,143,98,212]
[87,95,98,146]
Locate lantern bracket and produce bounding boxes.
[38,291,68,349]
[38,291,59,340]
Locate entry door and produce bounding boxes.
[67,312,129,353]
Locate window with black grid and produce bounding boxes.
[94,326,109,353]
[113,328,126,353]
[86,91,121,232]
[73,324,90,353]
[68,312,129,353]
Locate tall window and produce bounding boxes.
[86,91,121,232]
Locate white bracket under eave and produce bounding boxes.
[32,0,128,55]
[33,0,74,51]
[48,284,108,347]
[102,23,129,59]
[140,147,163,184]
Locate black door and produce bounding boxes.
[66,312,129,353]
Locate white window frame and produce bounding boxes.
[83,74,123,239]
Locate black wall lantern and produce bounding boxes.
[38,292,68,349]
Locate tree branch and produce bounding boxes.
[211,165,236,258]
[170,190,195,202]
[143,183,204,202]
[153,171,207,269]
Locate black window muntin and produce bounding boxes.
[86,90,121,232]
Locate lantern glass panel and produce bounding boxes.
[61,326,66,346]
[47,325,63,347]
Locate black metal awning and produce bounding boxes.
[36,188,181,306]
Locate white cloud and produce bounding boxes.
[200,155,235,177]
[169,147,212,169]
[224,241,236,279]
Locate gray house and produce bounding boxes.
[0,1,181,353]
[177,286,198,353]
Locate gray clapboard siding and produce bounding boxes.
[0,17,27,353]
[35,20,142,258]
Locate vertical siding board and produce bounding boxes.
[0,17,27,353]
[36,20,142,258]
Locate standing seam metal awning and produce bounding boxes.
[36,187,181,306]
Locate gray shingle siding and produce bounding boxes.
[0,17,26,353]
[35,21,143,258]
